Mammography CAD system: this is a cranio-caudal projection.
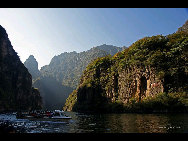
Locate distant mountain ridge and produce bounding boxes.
[40,44,126,89]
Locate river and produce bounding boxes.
[1,112,188,133]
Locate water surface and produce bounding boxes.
[1,112,188,133]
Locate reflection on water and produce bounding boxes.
[1,112,188,133]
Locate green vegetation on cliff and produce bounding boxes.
[64,26,188,113]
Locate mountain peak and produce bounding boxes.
[29,55,35,58]
[24,55,41,80]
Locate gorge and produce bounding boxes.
[1,19,187,114]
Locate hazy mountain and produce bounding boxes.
[24,55,41,81]
[23,55,73,110]
[0,25,42,112]
[24,45,126,110]
[40,44,126,89]
[33,77,73,110]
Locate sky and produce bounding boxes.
[0,8,187,69]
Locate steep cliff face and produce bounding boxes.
[108,66,164,103]
[64,21,188,113]
[0,25,42,112]
[24,55,41,81]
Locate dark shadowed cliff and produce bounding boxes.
[0,25,42,112]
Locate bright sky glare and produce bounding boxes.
[0,8,187,69]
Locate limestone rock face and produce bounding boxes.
[24,55,41,81]
[72,65,164,112]
[0,25,42,112]
[111,66,164,103]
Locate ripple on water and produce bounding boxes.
[88,123,96,126]
[1,113,188,133]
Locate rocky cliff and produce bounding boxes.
[24,55,41,81]
[64,21,188,113]
[0,25,42,112]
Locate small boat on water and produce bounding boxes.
[16,110,72,121]
[51,110,71,119]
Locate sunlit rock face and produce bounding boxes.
[0,25,42,112]
[113,66,164,103]
[73,66,164,112]
[24,55,41,81]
